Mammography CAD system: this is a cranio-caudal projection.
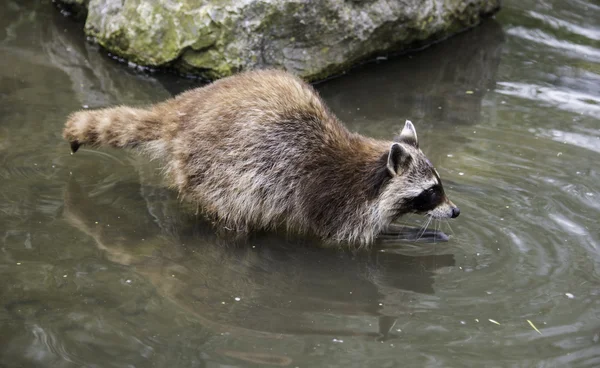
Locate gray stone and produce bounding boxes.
[57,0,501,81]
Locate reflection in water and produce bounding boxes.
[1,0,600,367]
[317,20,505,132]
[506,27,600,61]
[526,11,600,41]
[536,128,600,154]
[497,81,600,119]
[62,175,455,340]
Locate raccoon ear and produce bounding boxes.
[387,143,410,176]
[396,120,418,147]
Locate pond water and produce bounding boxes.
[1,0,599,367]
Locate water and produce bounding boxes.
[1,0,599,366]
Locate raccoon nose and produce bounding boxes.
[451,207,460,218]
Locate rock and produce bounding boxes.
[56,0,500,81]
[55,0,89,18]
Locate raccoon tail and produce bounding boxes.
[63,106,164,154]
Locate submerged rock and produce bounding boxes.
[56,0,501,81]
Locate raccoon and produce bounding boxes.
[63,69,459,245]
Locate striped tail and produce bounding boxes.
[63,106,163,153]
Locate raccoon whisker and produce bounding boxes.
[420,215,432,233]
[416,215,433,241]
[444,219,455,236]
[415,219,426,237]
[421,216,433,241]
[393,224,407,241]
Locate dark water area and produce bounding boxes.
[1,0,599,367]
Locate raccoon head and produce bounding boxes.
[379,120,460,220]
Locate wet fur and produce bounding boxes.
[63,69,458,245]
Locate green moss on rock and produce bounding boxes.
[56,0,501,81]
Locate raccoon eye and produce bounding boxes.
[425,187,437,202]
[423,187,437,199]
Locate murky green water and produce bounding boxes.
[1,1,599,367]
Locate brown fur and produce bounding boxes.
[63,69,458,245]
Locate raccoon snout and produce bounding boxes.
[429,200,460,219]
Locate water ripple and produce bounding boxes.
[506,26,600,60]
[527,10,600,41]
[496,81,600,119]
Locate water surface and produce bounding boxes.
[1,0,599,367]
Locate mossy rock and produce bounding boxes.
[56,0,501,81]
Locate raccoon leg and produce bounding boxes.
[376,316,399,342]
